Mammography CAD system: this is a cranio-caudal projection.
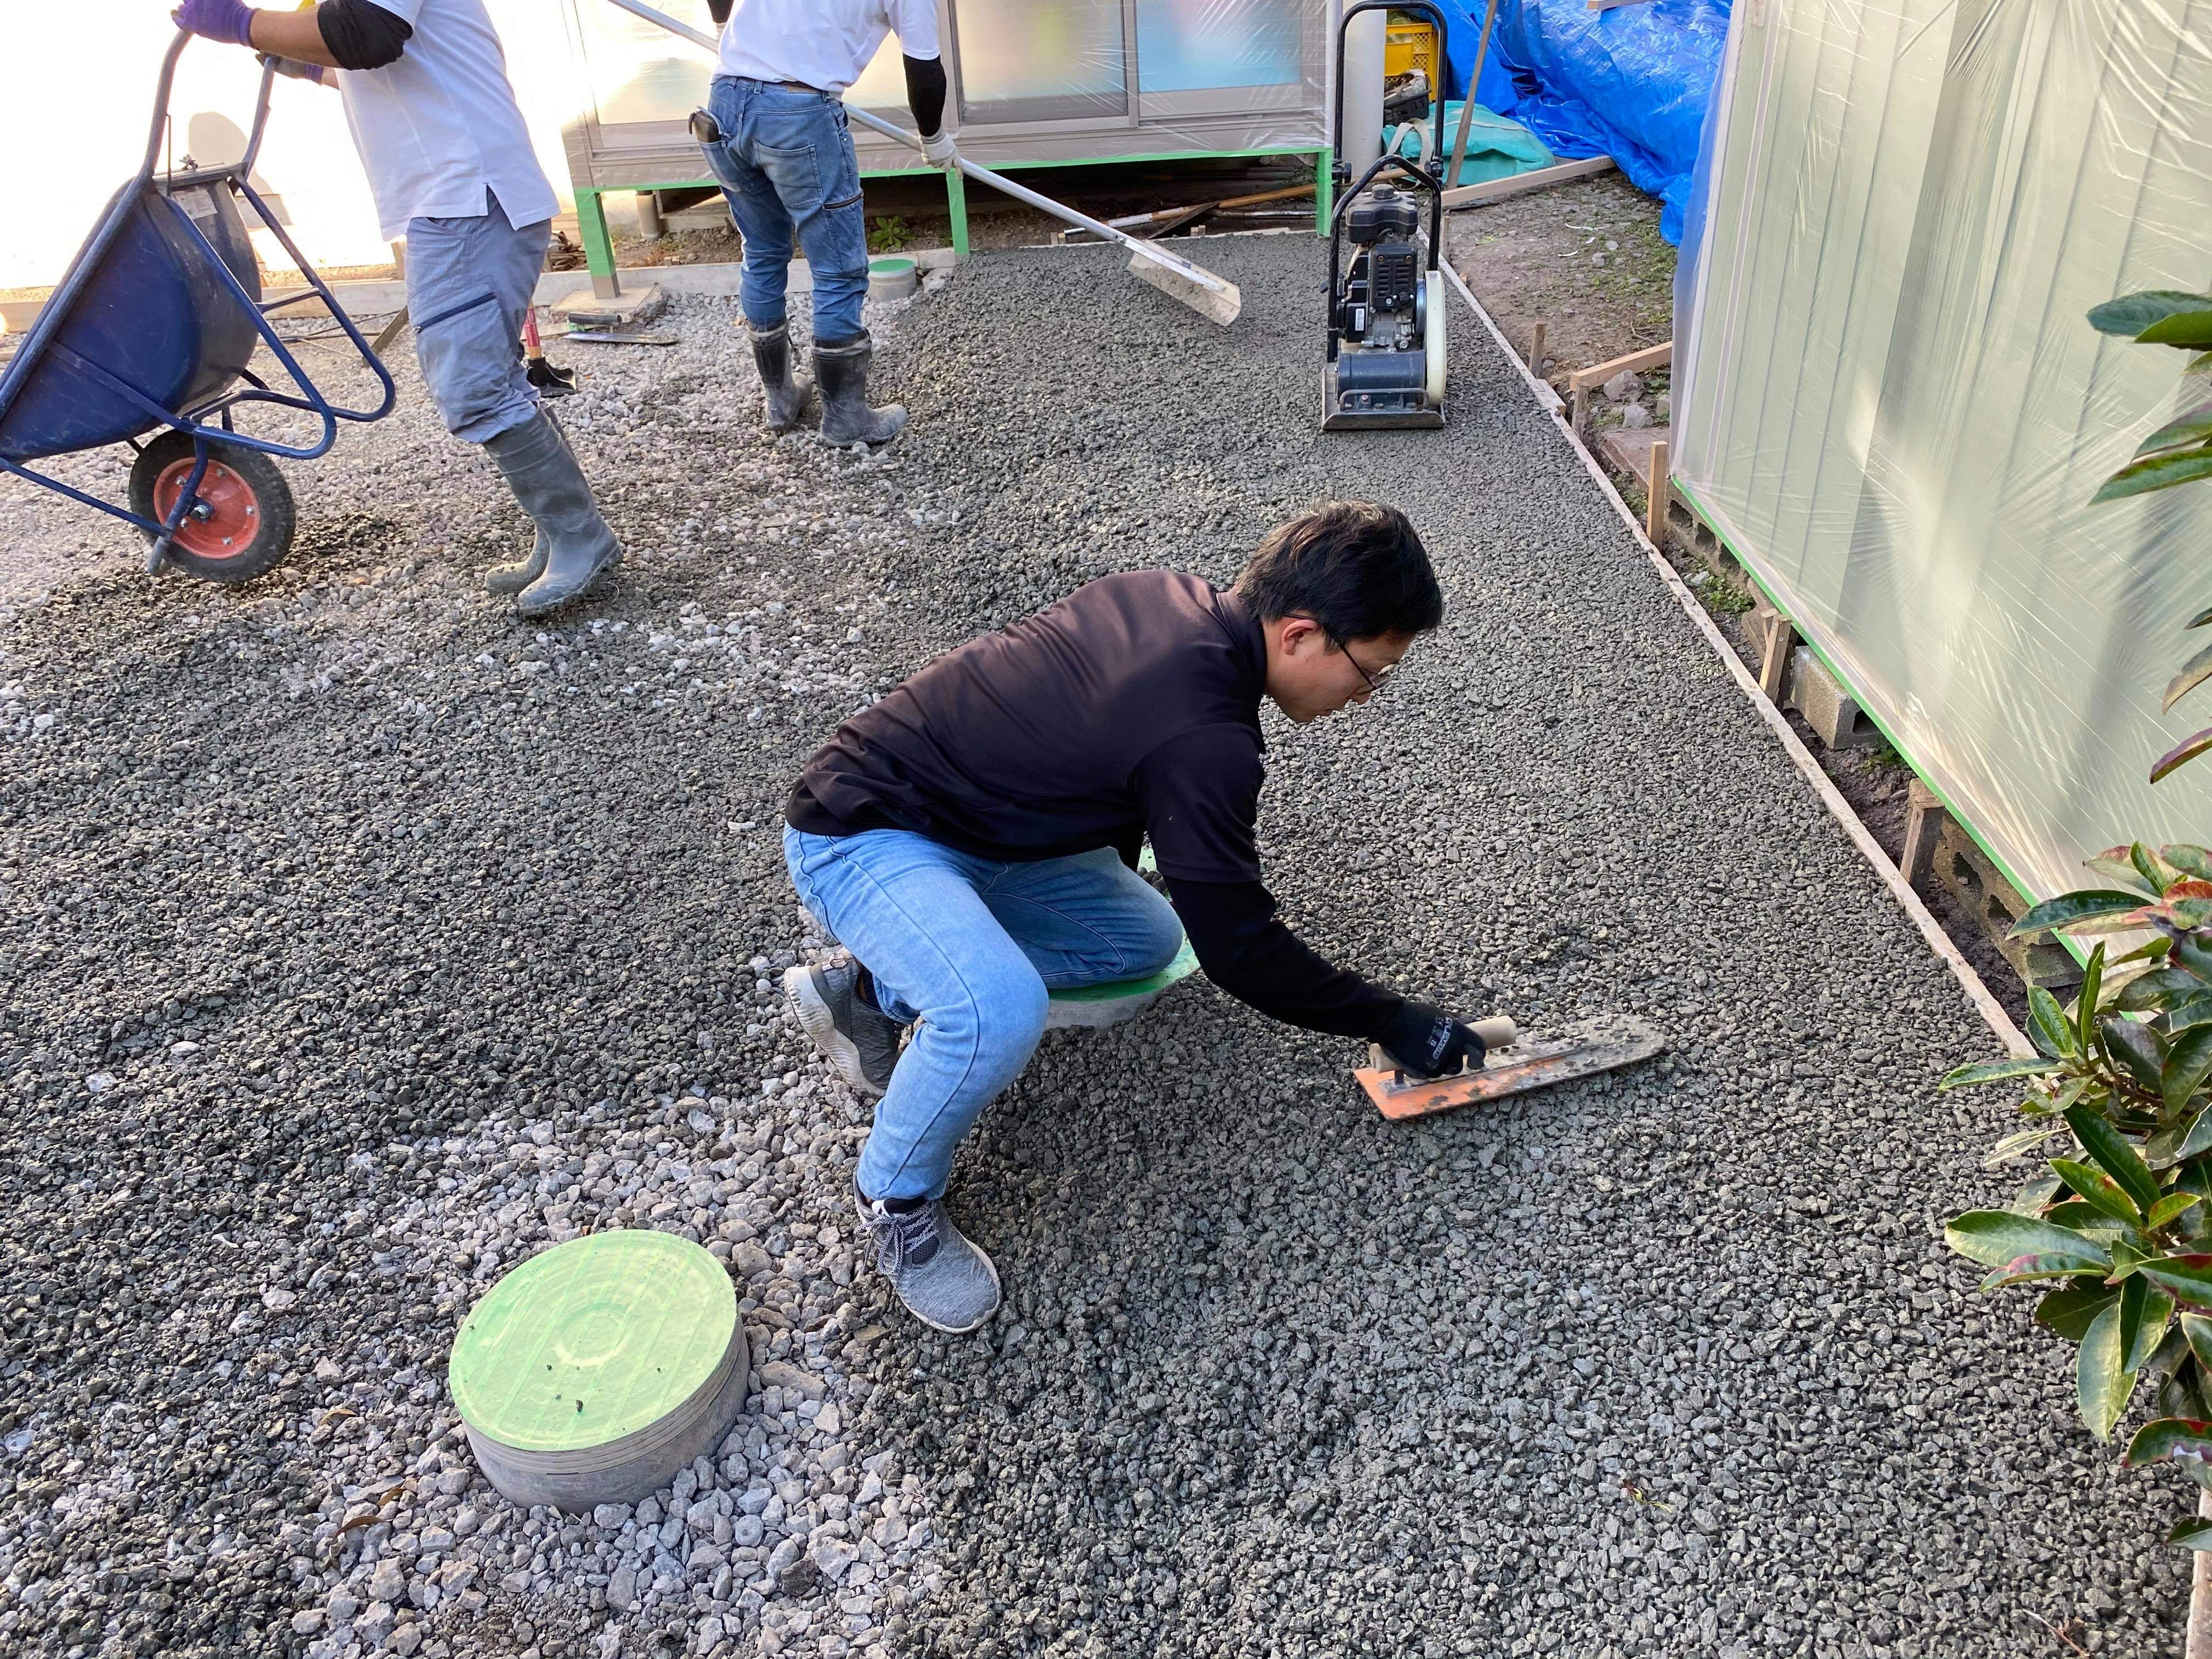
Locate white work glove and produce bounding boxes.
[921,127,959,170]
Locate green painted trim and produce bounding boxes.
[574,188,618,284]
[1313,148,1333,235]
[945,168,969,258]
[1667,476,2084,964]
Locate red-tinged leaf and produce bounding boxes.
[2165,846,2212,881]
[2127,1417,2212,1466]
[2154,726,2212,785]
[1984,1254,2112,1290]
[2011,890,2166,938]
[2094,446,2212,504]
[2087,847,2159,890]
[1945,1210,2111,1270]
[2051,1159,2143,1228]
[2138,402,2212,458]
[2135,1256,2212,1309]
[2088,291,2212,337]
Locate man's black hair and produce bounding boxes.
[1232,501,1444,641]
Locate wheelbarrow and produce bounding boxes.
[0,29,396,583]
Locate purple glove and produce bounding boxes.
[172,0,258,47]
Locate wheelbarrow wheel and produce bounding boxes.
[126,431,296,584]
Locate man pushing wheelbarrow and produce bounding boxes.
[172,0,625,616]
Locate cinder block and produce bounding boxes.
[1785,646,1879,751]
[1929,819,2081,991]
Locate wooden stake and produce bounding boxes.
[1441,155,1615,210]
[1756,606,1798,703]
[1568,339,1674,391]
[1528,321,1548,378]
[1645,438,1670,546]
[1900,780,1946,888]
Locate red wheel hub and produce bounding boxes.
[151,456,261,560]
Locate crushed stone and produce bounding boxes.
[0,233,2186,1659]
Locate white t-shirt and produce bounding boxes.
[714,0,941,95]
[336,0,561,241]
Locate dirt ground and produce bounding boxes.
[1447,173,1675,392]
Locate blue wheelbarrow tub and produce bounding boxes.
[0,180,263,465]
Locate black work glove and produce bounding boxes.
[1376,1000,1486,1079]
[707,0,733,22]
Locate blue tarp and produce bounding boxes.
[1428,0,1731,244]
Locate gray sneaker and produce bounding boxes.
[854,1186,1002,1335]
[784,961,902,1097]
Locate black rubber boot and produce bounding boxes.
[748,321,814,433]
[483,410,580,595]
[482,411,622,618]
[812,332,906,446]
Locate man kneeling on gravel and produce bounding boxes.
[778,502,1492,1333]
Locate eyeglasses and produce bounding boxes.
[1327,630,1398,695]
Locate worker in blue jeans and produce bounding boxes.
[170,0,622,616]
[698,0,955,444]
[782,505,1491,1334]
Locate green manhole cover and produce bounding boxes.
[869,256,917,276]
[1050,937,1198,1005]
[449,1232,735,1454]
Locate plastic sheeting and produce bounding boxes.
[1673,0,2212,913]
[1430,0,1729,241]
[561,0,1333,196]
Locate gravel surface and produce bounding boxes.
[0,232,2190,1659]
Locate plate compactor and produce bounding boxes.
[1324,0,1449,431]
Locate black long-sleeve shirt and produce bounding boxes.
[786,571,1404,1040]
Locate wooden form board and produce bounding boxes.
[1570,338,1674,432]
[1439,155,1615,210]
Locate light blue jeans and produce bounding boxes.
[785,826,1187,1202]
[698,76,870,342]
[402,191,550,445]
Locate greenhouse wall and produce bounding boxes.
[1674,0,2212,905]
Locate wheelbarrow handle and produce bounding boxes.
[140,29,281,185]
[139,31,195,183]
